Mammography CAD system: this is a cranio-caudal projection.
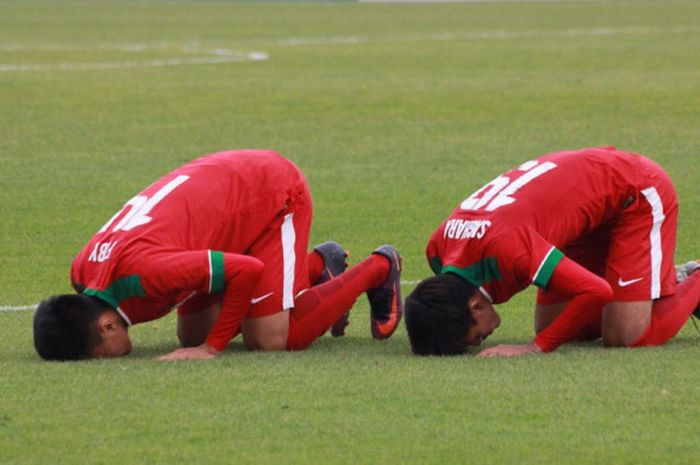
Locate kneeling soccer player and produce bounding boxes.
[34,150,403,361]
[405,146,700,357]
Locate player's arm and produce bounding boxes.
[138,250,264,360]
[479,256,613,357]
[202,253,264,353]
[532,257,613,351]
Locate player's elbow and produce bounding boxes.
[596,282,615,303]
[235,255,265,285]
[589,278,614,306]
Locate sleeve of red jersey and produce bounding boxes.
[140,250,264,352]
[533,256,614,352]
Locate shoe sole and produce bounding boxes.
[369,246,403,340]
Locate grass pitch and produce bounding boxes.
[1,1,700,464]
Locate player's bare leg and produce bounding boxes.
[602,301,652,347]
[242,243,350,351]
[631,266,700,346]
[241,249,399,352]
[242,312,289,351]
[177,303,221,347]
[604,265,700,347]
[536,302,603,341]
[177,244,355,351]
[534,303,567,334]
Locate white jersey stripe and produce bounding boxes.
[532,246,556,284]
[281,213,296,310]
[478,286,493,303]
[641,187,665,299]
[207,250,213,294]
[115,306,132,326]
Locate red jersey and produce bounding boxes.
[427,147,678,350]
[71,150,307,348]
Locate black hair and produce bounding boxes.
[404,273,478,356]
[33,294,111,361]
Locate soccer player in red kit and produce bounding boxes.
[405,147,700,357]
[33,150,403,361]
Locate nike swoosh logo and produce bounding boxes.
[250,292,274,305]
[618,277,644,287]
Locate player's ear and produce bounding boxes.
[467,292,486,315]
[92,311,131,358]
[96,311,120,334]
[467,292,490,317]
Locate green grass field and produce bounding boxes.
[2,1,700,463]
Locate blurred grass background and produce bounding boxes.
[1,2,699,464]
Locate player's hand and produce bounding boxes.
[156,343,220,361]
[476,342,543,358]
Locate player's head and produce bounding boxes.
[405,273,500,356]
[33,294,132,361]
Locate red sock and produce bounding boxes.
[632,272,700,347]
[307,251,324,286]
[286,254,389,350]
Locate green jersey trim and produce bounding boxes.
[429,257,443,275]
[532,247,564,289]
[441,257,502,288]
[209,250,225,294]
[82,275,146,308]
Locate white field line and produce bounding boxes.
[272,25,700,47]
[0,280,422,312]
[0,46,268,73]
[1,25,696,72]
[0,305,37,312]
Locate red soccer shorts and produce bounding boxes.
[177,178,313,319]
[539,157,678,304]
[244,179,313,317]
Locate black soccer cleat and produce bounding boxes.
[367,245,403,340]
[314,241,348,284]
[313,241,350,336]
[676,260,700,318]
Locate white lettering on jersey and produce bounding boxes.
[460,161,558,212]
[443,219,492,240]
[88,241,118,263]
[98,175,190,233]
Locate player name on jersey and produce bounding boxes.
[442,219,492,240]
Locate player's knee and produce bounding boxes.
[602,322,646,347]
[177,312,216,348]
[597,284,615,305]
[602,321,645,348]
[177,329,206,348]
[243,330,287,351]
[602,333,625,347]
[534,306,562,334]
[238,255,265,284]
[534,319,547,335]
[602,301,651,348]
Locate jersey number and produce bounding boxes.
[98,175,190,233]
[460,160,557,212]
